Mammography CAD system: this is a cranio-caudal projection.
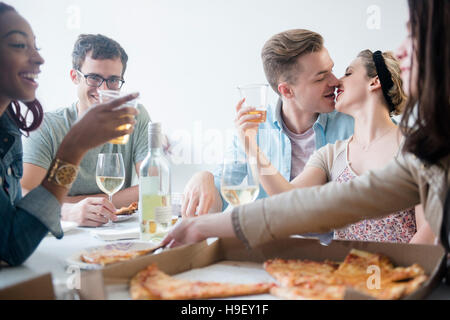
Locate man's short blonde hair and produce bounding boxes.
[261,29,324,94]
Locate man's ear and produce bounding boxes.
[278,82,294,99]
[70,69,79,84]
[369,76,382,92]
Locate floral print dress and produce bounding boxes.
[333,165,417,243]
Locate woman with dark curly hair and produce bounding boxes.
[0,2,139,266]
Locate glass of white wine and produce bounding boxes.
[220,156,260,207]
[96,153,125,225]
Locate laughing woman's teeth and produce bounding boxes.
[21,73,38,81]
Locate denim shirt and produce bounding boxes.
[0,112,62,266]
[213,99,355,210]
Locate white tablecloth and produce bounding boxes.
[0,216,141,292]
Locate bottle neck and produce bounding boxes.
[148,132,163,156]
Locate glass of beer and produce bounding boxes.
[237,84,269,123]
[98,90,138,144]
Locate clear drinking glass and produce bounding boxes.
[237,84,269,123]
[96,153,125,204]
[220,156,260,207]
[98,90,138,144]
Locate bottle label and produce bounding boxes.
[155,206,172,224]
[139,176,159,195]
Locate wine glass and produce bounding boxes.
[220,156,260,207]
[96,153,125,225]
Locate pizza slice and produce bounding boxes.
[115,202,138,216]
[334,249,426,287]
[130,264,275,300]
[263,258,340,286]
[350,274,428,300]
[327,249,427,299]
[263,249,428,300]
[270,282,346,300]
[335,249,394,275]
[80,247,156,266]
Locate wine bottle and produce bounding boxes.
[139,123,172,242]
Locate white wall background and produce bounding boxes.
[12,0,409,191]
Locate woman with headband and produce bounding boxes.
[163,0,449,249]
[230,48,434,244]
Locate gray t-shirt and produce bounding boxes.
[280,119,316,181]
[22,102,150,196]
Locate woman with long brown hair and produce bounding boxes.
[0,2,139,266]
[163,0,450,250]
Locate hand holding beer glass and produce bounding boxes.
[237,84,269,123]
[235,84,268,157]
[98,90,138,144]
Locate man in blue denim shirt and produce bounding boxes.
[214,99,353,208]
[182,29,354,243]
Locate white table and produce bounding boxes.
[1,215,450,300]
[0,216,141,295]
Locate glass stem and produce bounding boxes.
[106,193,114,227]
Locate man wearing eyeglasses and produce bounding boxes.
[21,34,152,227]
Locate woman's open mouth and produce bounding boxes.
[19,72,39,88]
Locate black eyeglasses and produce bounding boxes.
[76,70,125,90]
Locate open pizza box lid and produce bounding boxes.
[77,237,446,300]
[0,273,55,300]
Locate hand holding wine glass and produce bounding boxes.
[235,84,268,157]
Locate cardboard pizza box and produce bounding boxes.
[77,237,446,300]
[0,273,55,300]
